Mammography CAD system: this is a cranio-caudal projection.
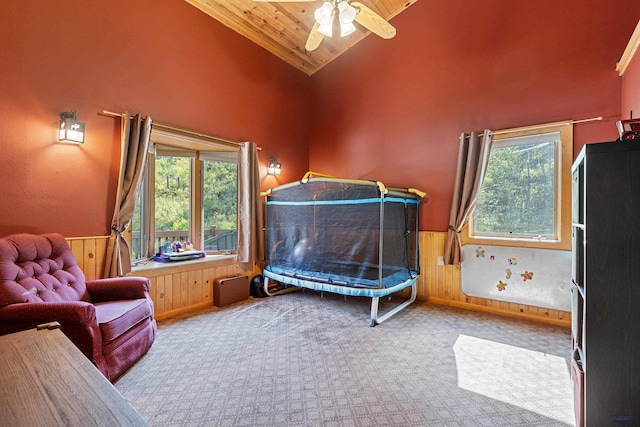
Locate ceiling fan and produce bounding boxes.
[253,0,396,51]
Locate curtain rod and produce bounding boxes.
[100,110,260,150]
[468,116,603,138]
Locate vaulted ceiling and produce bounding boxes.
[185,0,419,75]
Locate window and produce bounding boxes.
[201,158,237,251]
[465,122,572,250]
[130,127,239,261]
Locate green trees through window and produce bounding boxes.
[202,160,237,251]
[131,151,238,261]
[155,156,191,233]
[473,133,558,239]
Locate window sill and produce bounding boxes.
[462,234,570,251]
[131,253,237,274]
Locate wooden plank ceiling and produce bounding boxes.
[185,0,419,75]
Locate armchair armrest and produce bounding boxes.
[0,301,97,327]
[86,277,151,303]
[0,301,103,361]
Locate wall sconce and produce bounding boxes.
[58,111,85,143]
[267,156,282,176]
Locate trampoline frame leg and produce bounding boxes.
[263,274,417,326]
[369,281,417,327]
[264,276,272,296]
[263,276,298,296]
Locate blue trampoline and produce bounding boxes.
[263,173,425,326]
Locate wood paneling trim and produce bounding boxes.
[617,19,640,75]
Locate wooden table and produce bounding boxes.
[0,327,147,426]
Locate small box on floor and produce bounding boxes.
[213,276,249,307]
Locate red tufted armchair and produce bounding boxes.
[0,233,156,382]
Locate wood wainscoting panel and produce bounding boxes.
[417,231,570,328]
[66,236,108,281]
[134,257,253,320]
[65,234,567,326]
[64,236,256,321]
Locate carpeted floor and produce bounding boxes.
[115,291,575,426]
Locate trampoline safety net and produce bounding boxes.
[264,177,422,290]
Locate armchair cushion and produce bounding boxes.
[0,233,156,382]
[95,299,153,343]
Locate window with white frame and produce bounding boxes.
[130,128,239,261]
[466,123,572,249]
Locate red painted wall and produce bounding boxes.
[1,1,637,238]
[621,33,640,121]
[0,0,310,237]
[308,0,640,231]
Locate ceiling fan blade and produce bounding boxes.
[305,22,324,51]
[351,1,396,39]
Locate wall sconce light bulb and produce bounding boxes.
[268,156,282,176]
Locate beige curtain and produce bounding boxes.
[237,142,264,271]
[443,130,493,265]
[104,114,152,277]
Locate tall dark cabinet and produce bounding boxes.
[571,136,640,426]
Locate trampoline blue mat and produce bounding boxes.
[263,267,419,298]
[266,260,416,286]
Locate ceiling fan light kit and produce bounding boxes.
[315,2,335,37]
[337,1,357,37]
[252,0,396,52]
[308,0,394,50]
[315,1,359,38]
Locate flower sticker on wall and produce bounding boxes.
[521,271,533,281]
[507,257,518,265]
[497,281,507,291]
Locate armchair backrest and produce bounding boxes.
[0,233,90,307]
